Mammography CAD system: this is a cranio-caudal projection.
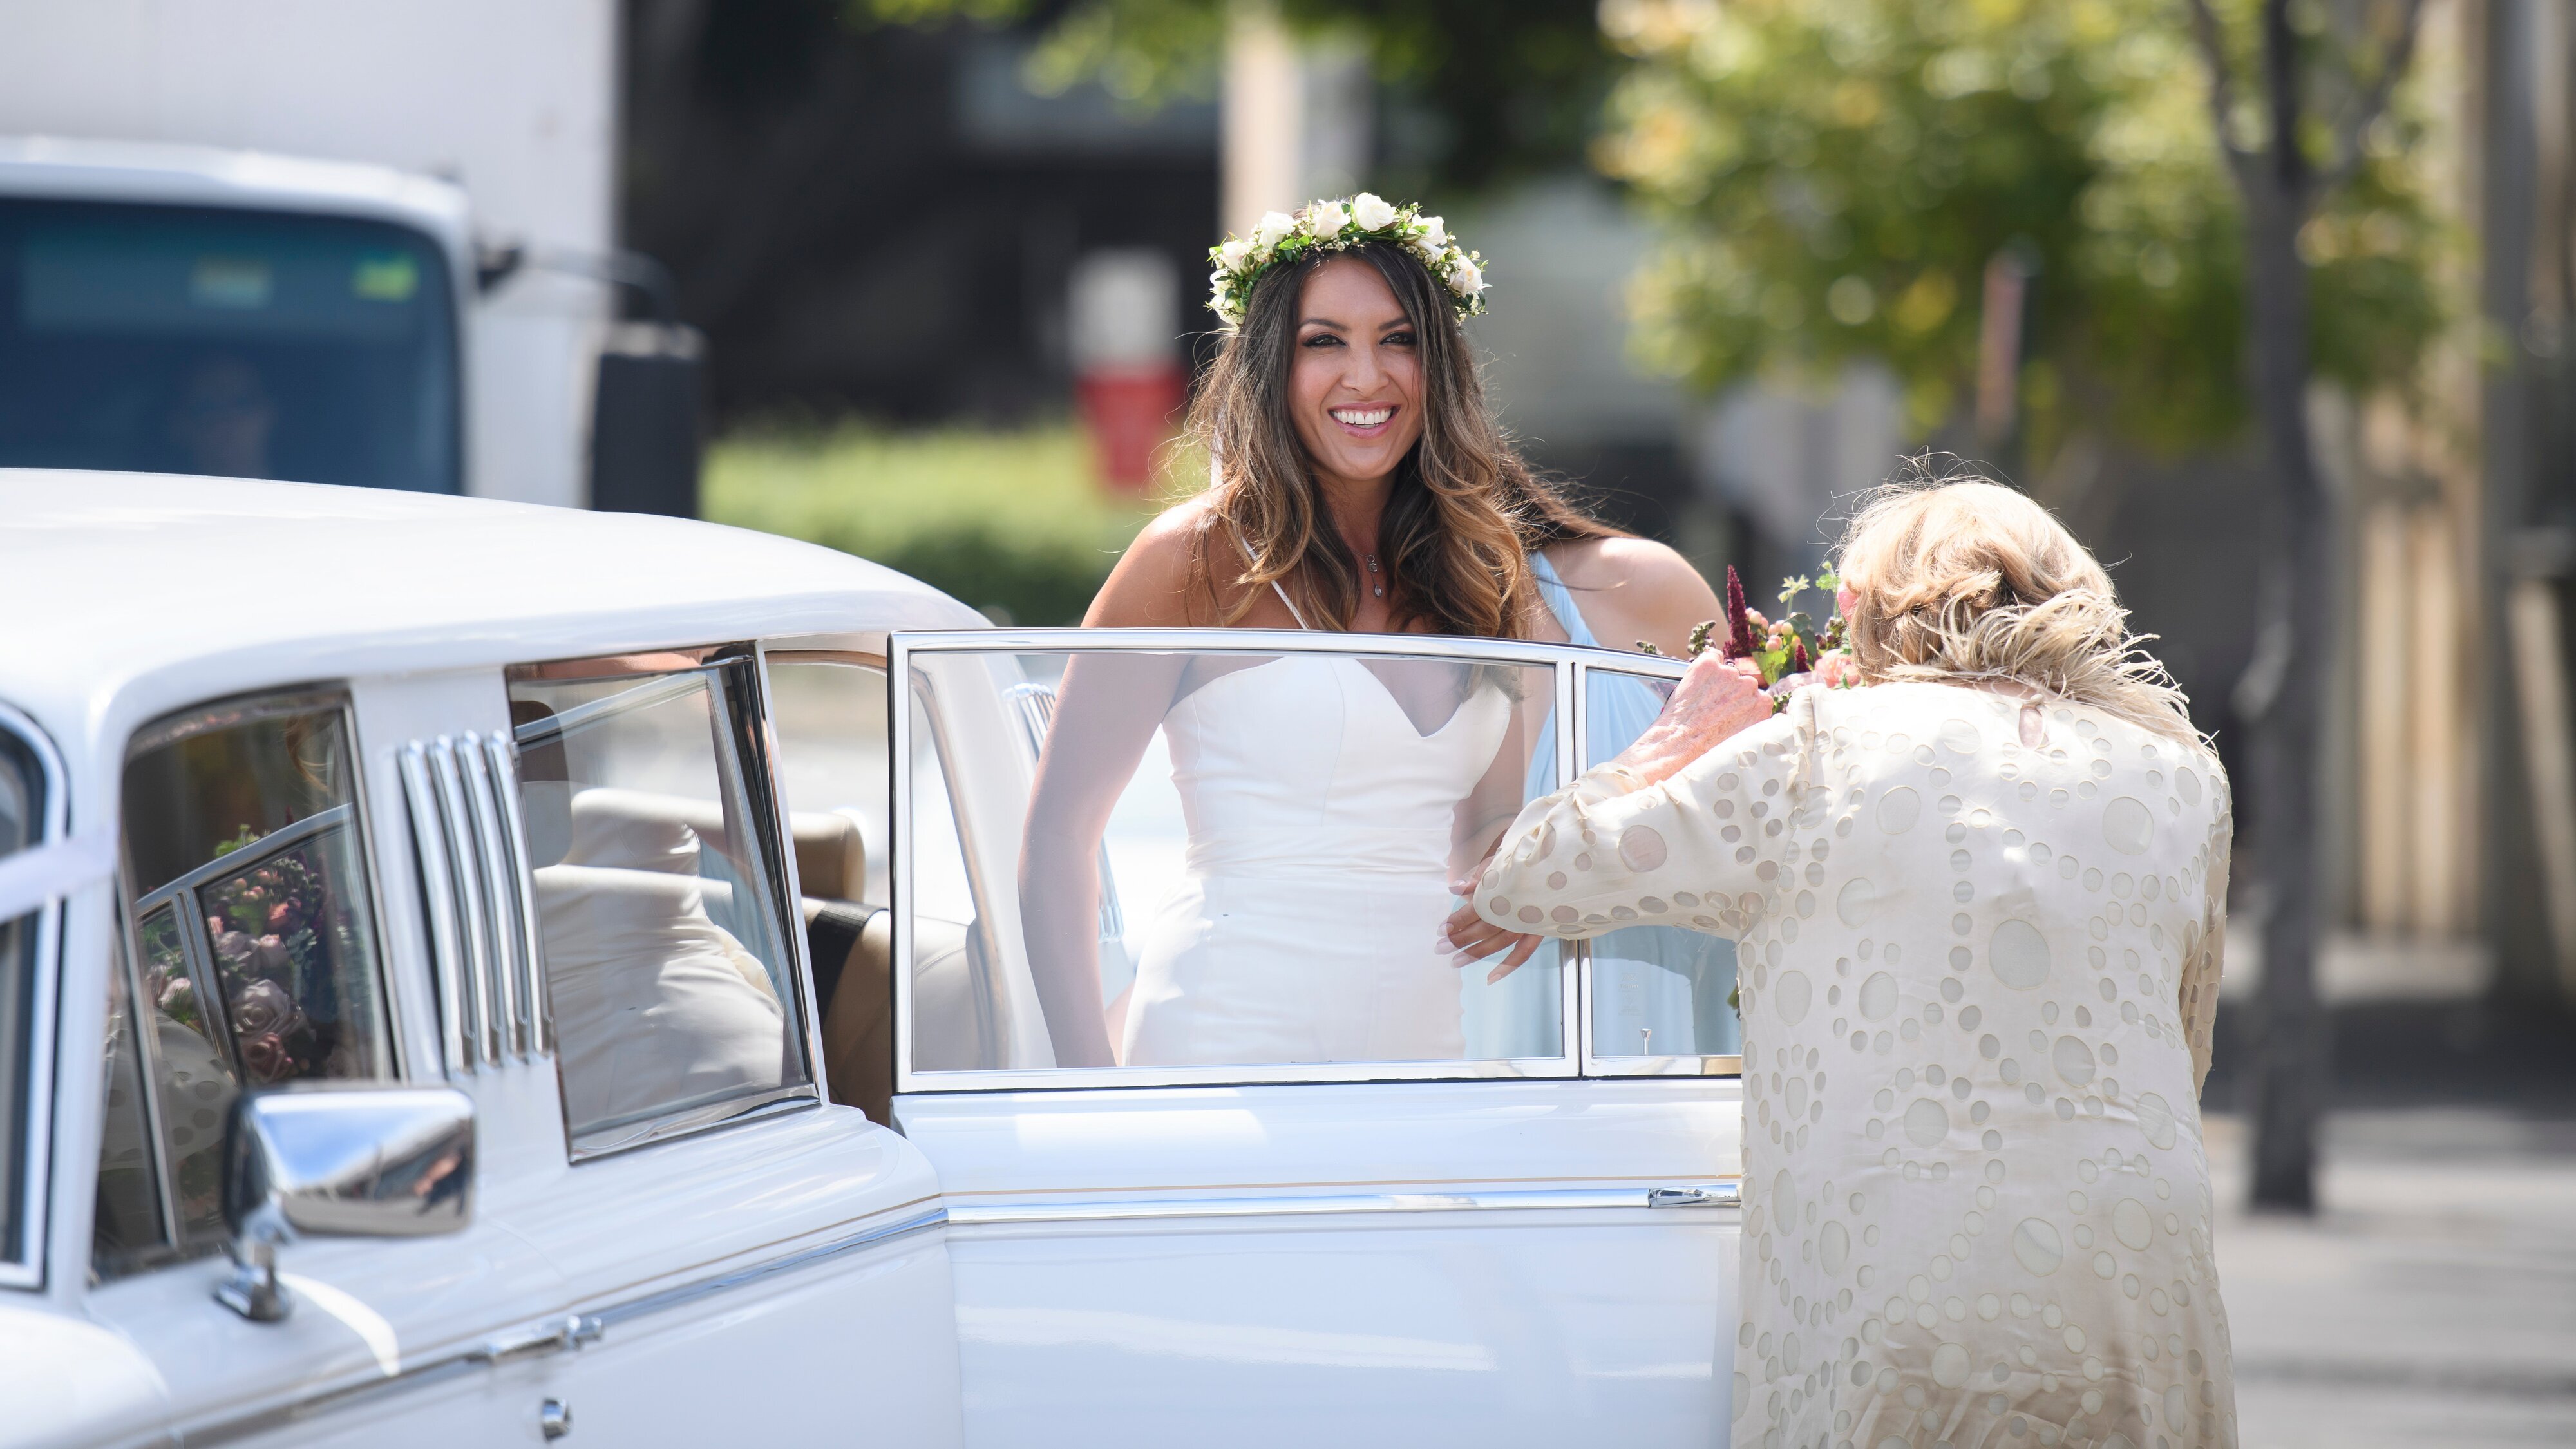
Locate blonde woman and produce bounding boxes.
[1019,196,1718,1068]
[1466,477,2237,1449]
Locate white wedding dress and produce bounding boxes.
[1119,623,1511,1067]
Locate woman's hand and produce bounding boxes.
[1437,844,1547,983]
[1442,893,1547,983]
[1613,651,1771,789]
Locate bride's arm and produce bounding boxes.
[1444,687,1546,981]
[1018,650,1186,1068]
[1018,518,1209,1066]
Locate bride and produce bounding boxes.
[1017,194,1722,1068]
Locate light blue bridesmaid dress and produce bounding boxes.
[1520,553,1742,1059]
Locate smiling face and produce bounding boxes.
[1287,256,1426,491]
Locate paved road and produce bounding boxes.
[2206,1110,2576,1448]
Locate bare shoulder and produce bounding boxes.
[1086,495,1242,627]
[1549,536,1719,604]
[1542,536,1723,656]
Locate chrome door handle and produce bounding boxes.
[474,1314,605,1364]
[1647,1185,1739,1209]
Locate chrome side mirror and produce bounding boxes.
[216,1084,476,1322]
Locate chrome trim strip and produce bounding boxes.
[430,738,498,1066]
[900,627,1640,669]
[0,699,65,1292]
[567,1083,819,1162]
[482,736,549,1057]
[399,744,469,1076]
[178,1207,947,1446]
[906,1057,1578,1092]
[587,1205,949,1331]
[133,805,357,916]
[943,1182,1741,1226]
[512,670,706,746]
[891,641,916,1088]
[746,642,833,1111]
[457,734,523,1059]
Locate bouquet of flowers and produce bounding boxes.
[1649,565,1863,710]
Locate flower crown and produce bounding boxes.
[1206,193,1488,330]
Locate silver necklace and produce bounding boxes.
[1365,551,1384,598]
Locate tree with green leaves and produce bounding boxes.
[1599,0,2444,1211]
[1596,0,2442,471]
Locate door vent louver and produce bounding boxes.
[400,733,547,1072]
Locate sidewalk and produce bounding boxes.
[2206,1109,2576,1448]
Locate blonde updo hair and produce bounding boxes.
[1836,466,2200,743]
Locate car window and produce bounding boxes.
[765,654,895,1122]
[509,650,815,1157]
[1,724,45,1272]
[100,693,395,1269]
[897,638,1566,1085]
[1582,665,1742,1068]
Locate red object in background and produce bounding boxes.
[1077,364,1186,493]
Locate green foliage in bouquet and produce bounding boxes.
[1644,565,1861,708]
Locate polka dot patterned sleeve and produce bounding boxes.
[1475,700,1814,942]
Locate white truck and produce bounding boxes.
[0,0,697,513]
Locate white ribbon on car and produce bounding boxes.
[0,833,117,923]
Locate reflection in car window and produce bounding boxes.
[511,656,812,1155]
[1,727,44,1268]
[1582,669,1741,1059]
[101,695,395,1267]
[905,647,1562,1077]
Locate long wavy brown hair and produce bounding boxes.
[1184,236,1616,638]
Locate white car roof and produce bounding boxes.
[0,135,471,254]
[0,471,981,803]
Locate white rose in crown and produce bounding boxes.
[1219,238,1254,270]
[1417,215,1448,250]
[1446,253,1484,296]
[1349,192,1399,231]
[1307,201,1347,240]
[1253,211,1296,255]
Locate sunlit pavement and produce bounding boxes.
[2205,1110,2576,1448]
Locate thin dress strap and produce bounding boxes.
[1222,516,1313,630]
[1269,580,1312,630]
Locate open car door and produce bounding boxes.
[874,629,1750,1447]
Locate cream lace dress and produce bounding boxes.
[1476,681,2238,1449]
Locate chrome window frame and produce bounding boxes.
[0,700,66,1291]
[889,627,1583,1094]
[106,686,404,1272]
[1570,656,1743,1080]
[507,645,826,1162]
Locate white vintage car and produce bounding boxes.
[0,473,1748,1448]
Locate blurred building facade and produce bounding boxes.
[621,0,1217,422]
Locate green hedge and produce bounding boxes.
[703,424,1164,625]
